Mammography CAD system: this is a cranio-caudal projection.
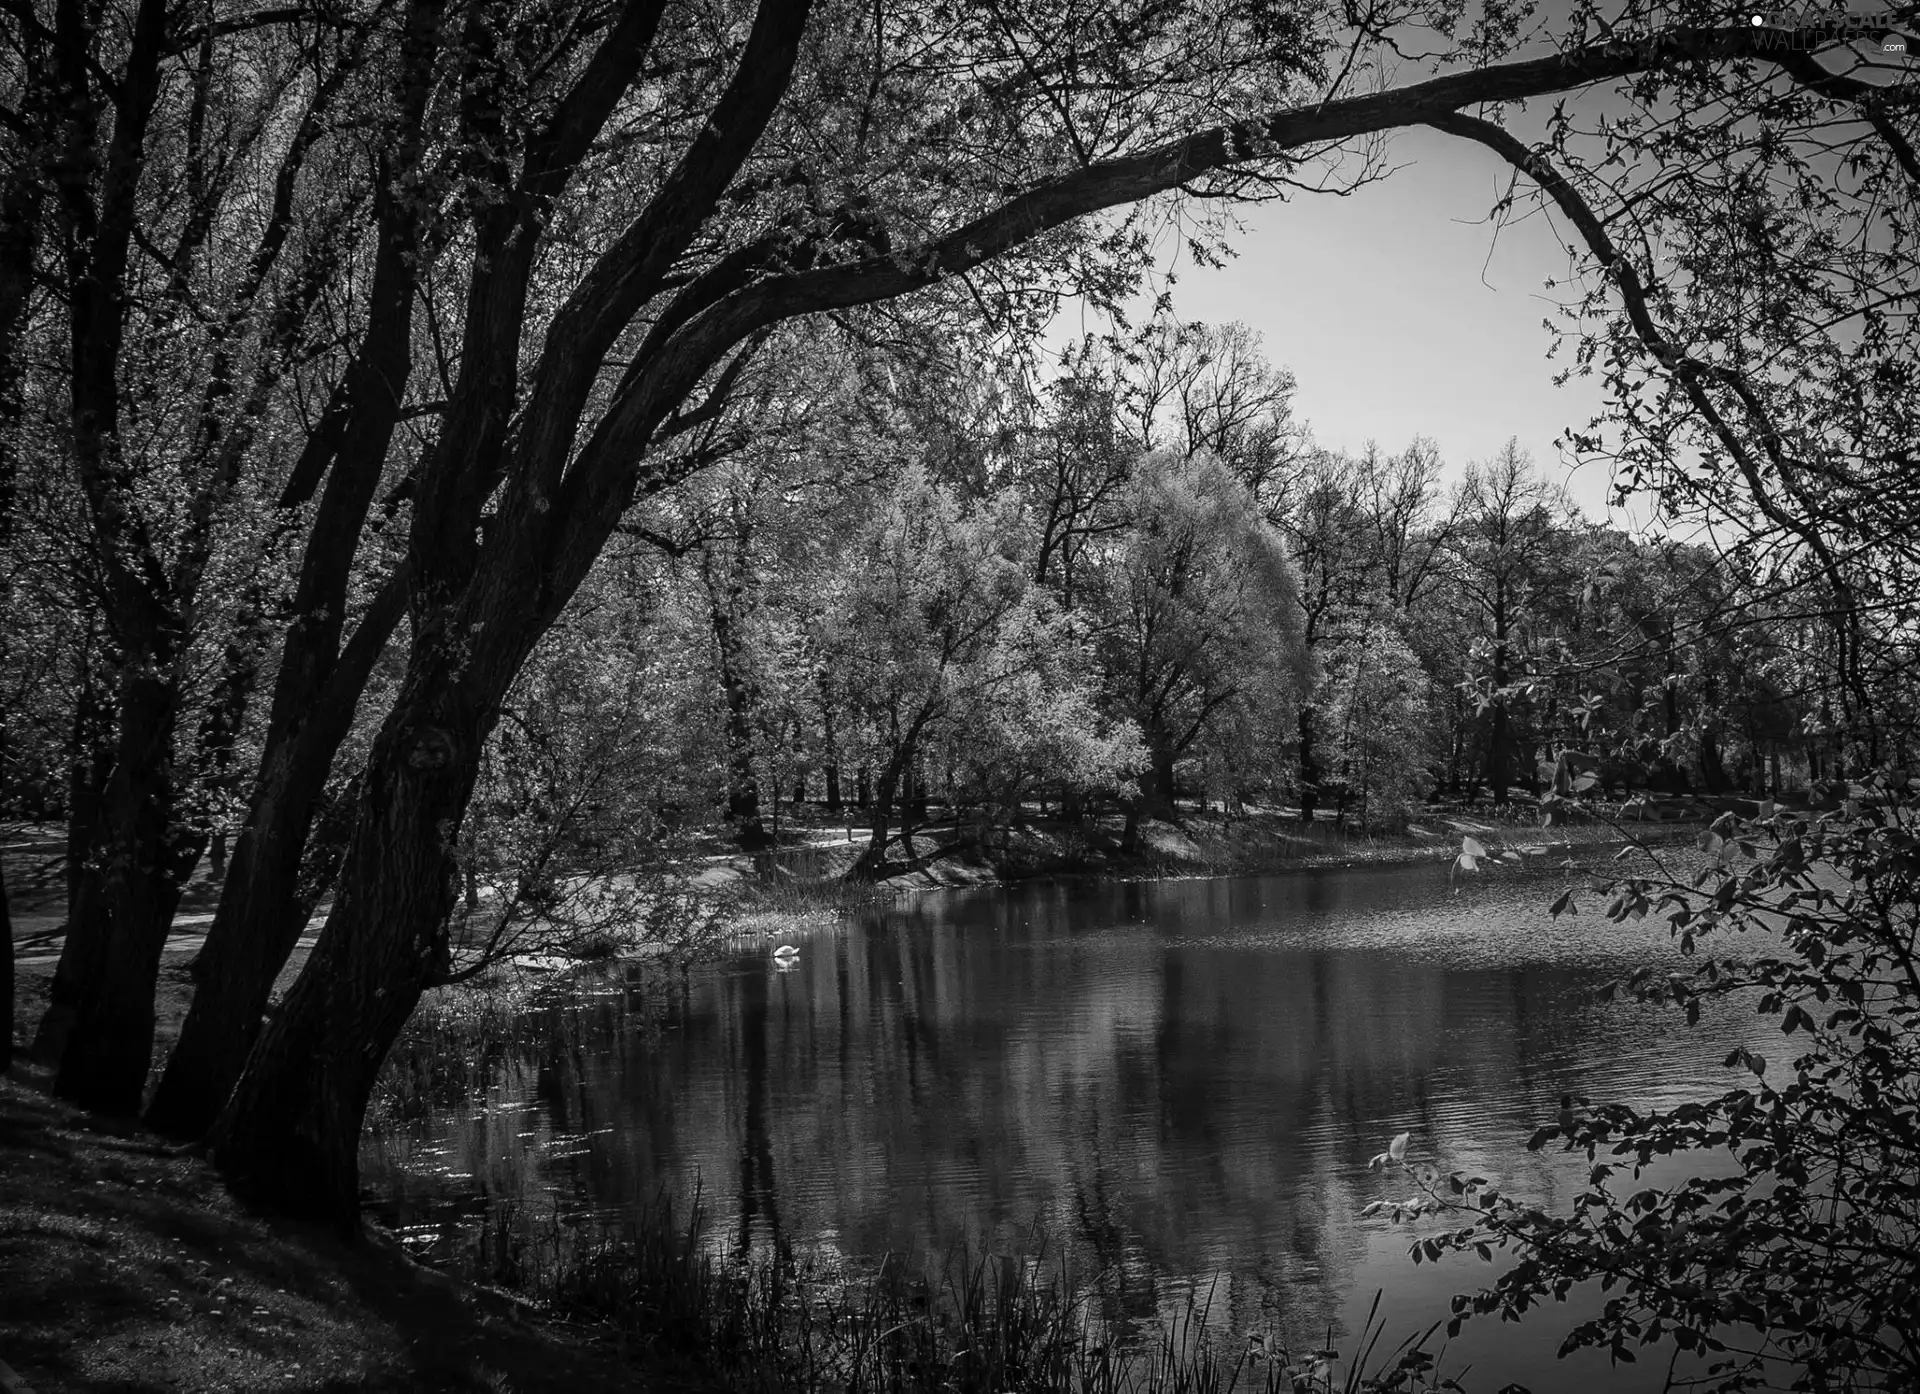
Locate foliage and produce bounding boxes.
[1086,449,1309,814]
[455,562,725,971]
[1370,791,1920,1392]
[1315,623,1435,825]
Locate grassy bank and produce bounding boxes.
[0,1068,667,1393]
[715,798,1714,895]
[5,955,666,1391]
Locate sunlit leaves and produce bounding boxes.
[1414,796,1920,1391]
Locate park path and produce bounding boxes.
[11,907,328,968]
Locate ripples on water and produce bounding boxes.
[367,847,1782,1391]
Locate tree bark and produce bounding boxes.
[1141,739,1178,821]
[30,631,113,1062]
[2,859,14,1072]
[708,598,770,851]
[146,534,411,1138]
[53,668,201,1114]
[209,681,477,1230]
[1297,705,1319,823]
[1484,587,1514,804]
[848,721,928,881]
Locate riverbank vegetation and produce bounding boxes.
[2,0,1917,1387]
[1368,792,1920,1392]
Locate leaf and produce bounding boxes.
[1388,1131,1410,1163]
[1549,889,1575,917]
[1573,771,1599,792]
[1462,836,1488,859]
[1456,852,1479,873]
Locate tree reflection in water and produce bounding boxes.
[366,856,1766,1391]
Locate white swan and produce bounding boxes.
[771,944,800,960]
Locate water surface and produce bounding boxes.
[368,852,1773,1390]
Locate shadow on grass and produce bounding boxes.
[0,1070,655,1393]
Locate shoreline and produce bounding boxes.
[715,803,1710,911]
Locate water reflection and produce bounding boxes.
[368,855,1770,1391]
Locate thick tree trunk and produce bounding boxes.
[147,579,403,1139]
[1141,740,1178,821]
[1484,599,1514,804]
[52,670,200,1114]
[144,0,435,1135]
[146,769,328,1135]
[209,686,476,1231]
[31,642,113,1063]
[1484,701,1513,804]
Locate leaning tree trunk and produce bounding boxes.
[847,761,901,881]
[144,0,434,1136]
[145,738,342,1136]
[147,578,405,1139]
[848,737,918,881]
[209,682,478,1231]
[33,652,114,1063]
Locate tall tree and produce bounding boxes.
[29,0,379,1109]
[1440,441,1576,803]
[1090,450,1306,827]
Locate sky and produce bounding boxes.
[1117,123,1644,528]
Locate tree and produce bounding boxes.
[1283,449,1378,822]
[1088,450,1307,827]
[1438,441,1578,803]
[24,0,385,1113]
[1424,30,1920,764]
[1316,621,1434,826]
[821,468,1078,878]
[1111,319,1303,515]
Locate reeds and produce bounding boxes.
[445,1192,1462,1394]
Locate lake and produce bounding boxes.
[365,848,1775,1391]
